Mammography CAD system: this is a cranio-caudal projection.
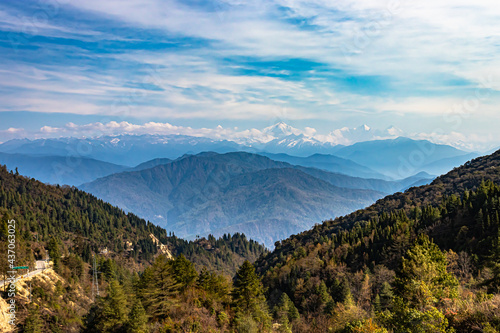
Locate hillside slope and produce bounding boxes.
[80,152,385,247]
[0,164,267,275]
[254,149,500,332]
[259,150,500,270]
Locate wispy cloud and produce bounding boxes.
[2,120,496,152]
[1,0,500,147]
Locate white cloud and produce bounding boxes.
[40,126,61,133]
[30,121,276,144]
[0,127,27,142]
[1,0,500,146]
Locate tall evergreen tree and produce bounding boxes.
[127,300,148,333]
[232,260,271,330]
[383,235,457,332]
[274,292,299,332]
[140,255,180,319]
[103,280,129,330]
[393,235,458,309]
[47,237,61,269]
[171,254,197,290]
[233,260,266,312]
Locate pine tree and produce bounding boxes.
[24,304,43,333]
[127,300,148,333]
[171,254,197,291]
[197,267,231,301]
[384,235,457,332]
[140,255,180,319]
[93,280,129,332]
[274,292,299,329]
[379,282,393,311]
[393,235,458,309]
[232,260,271,329]
[47,237,61,269]
[233,260,265,312]
[373,294,382,313]
[317,280,332,306]
[331,278,352,304]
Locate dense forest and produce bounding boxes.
[2,150,500,332]
[0,165,267,331]
[255,149,500,332]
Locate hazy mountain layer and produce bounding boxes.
[80,152,385,247]
[333,137,470,178]
[260,152,387,179]
[0,135,242,166]
[0,152,128,186]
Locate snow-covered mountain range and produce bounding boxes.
[0,121,480,179]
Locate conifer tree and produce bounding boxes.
[101,280,129,332]
[84,280,129,333]
[232,260,271,330]
[233,260,265,312]
[171,254,197,290]
[47,237,61,269]
[127,300,148,333]
[393,235,458,309]
[24,304,43,333]
[378,282,393,311]
[383,235,457,332]
[140,255,180,319]
[373,294,382,313]
[274,292,299,331]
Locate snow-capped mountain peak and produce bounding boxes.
[263,122,302,138]
[385,126,404,137]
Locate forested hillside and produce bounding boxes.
[4,150,500,332]
[254,150,500,332]
[0,165,267,331]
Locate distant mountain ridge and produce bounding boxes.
[333,137,473,178]
[260,152,388,179]
[131,158,173,171]
[0,152,128,186]
[296,166,434,193]
[80,152,386,247]
[0,135,243,166]
[128,152,435,194]
[0,133,475,180]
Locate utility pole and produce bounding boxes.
[95,256,99,297]
[92,254,100,301]
[91,254,95,301]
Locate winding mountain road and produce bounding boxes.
[0,261,49,288]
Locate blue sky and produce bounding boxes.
[0,0,500,151]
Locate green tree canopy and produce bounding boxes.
[383,235,458,333]
[140,255,180,319]
[171,254,197,290]
[232,260,271,330]
[393,235,458,309]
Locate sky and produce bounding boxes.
[0,0,500,151]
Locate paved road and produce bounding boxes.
[0,268,44,288]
